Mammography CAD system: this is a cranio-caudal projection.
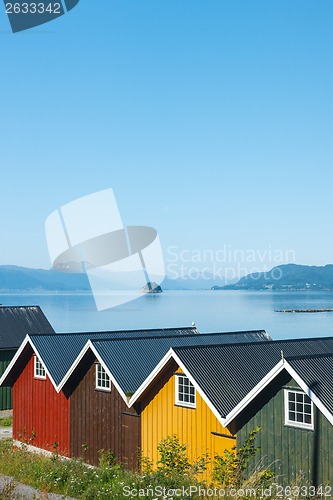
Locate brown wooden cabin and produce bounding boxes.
[65,349,141,468]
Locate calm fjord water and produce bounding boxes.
[1,290,333,340]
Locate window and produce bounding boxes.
[95,363,111,391]
[284,389,313,430]
[34,355,46,379]
[175,374,196,408]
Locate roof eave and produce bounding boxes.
[223,359,333,427]
[88,341,131,406]
[129,348,226,427]
[57,339,93,392]
[282,361,333,426]
[223,359,286,426]
[0,335,31,386]
[128,348,174,406]
[58,339,132,407]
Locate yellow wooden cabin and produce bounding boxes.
[133,355,237,481]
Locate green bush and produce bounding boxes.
[156,434,209,477]
[213,427,274,489]
[0,417,12,427]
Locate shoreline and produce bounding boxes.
[275,308,333,313]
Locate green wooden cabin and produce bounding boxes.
[233,355,333,486]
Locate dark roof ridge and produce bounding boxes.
[286,352,333,361]
[29,326,197,337]
[88,330,267,344]
[172,336,333,352]
[0,305,42,309]
[28,328,267,340]
[202,329,266,335]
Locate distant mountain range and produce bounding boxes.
[0,265,229,291]
[0,265,91,291]
[214,264,333,291]
[1,264,333,292]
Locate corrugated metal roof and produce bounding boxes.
[0,306,55,349]
[89,330,271,394]
[172,337,333,418]
[29,329,270,387]
[28,326,197,385]
[287,353,333,416]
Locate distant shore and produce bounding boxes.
[275,308,333,313]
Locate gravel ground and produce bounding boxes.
[0,410,12,419]
[0,426,12,439]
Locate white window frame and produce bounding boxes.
[284,389,314,430]
[95,363,111,392]
[34,355,46,380]
[175,374,196,408]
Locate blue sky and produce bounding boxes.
[1,0,332,277]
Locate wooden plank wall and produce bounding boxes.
[13,354,70,455]
[70,359,141,468]
[236,374,333,486]
[141,362,236,481]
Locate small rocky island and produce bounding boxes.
[141,282,163,293]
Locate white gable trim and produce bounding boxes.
[130,349,333,430]
[223,359,286,426]
[87,341,130,406]
[223,359,333,427]
[58,339,128,404]
[57,340,92,392]
[129,348,227,427]
[0,335,30,386]
[283,361,333,426]
[0,334,60,392]
[57,339,139,408]
[129,349,174,406]
[171,350,227,426]
[59,339,133,406]
[28,338,59,391]
[57,340,175,408]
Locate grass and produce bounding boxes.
[0,438,214,499]
[0,436,320,499]
[0,417,12,427]
[0,439,200,499]
[0,440,125,499]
